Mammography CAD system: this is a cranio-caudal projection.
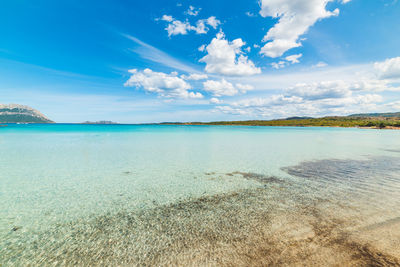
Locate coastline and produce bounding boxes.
[161,123,400,130]
[2,122,400,130]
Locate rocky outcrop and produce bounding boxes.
[0,104,54,123]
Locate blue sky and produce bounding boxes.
[1,0,400,123]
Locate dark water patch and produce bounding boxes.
[282,156,400,184]
[2,185,399,266]
[226,171,282,184]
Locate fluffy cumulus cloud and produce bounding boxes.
[286,79,400,100]
[124,69,203,99]
[259,0,343,58]
[217,93,382,118]
[205,16,221,29]
[160,15,221,36]
[203,79,238,96]
[374,57,400,79]
[164,20,193,36]
[202,79,254,96]
[236,83,254,93]
[199,32,261,76]
[161,15,173,22]
[287,81,352,100]
[210,97,222,104]
[214,76,393,118]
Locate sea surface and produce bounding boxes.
[1,124,400,266]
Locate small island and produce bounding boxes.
[81,121,119,124]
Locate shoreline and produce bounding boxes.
[161,123,400,130]
[2,122,400,130]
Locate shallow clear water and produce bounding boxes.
[1,124,400,266]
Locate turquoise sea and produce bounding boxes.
[1,124,400,266]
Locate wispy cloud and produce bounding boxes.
[122,34,199,73]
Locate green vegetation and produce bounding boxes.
[349,112,400,118]
[0,104,53,123]
[0,114,53,124]
[164,114,400,129]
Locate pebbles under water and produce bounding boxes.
[1,125,400,266]
[2,156,400,266]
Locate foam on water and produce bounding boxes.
[1,124,400,266]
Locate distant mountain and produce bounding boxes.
[285,116,314,120]
[348,112,400,118]
[0,104,54,123]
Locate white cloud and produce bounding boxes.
[270,54,302,69]
[186,6,201,16]
[124,69,203,99]
[232,95,303,108]
[165,19,193,36]
[160,15,221,36]
[236,83,254,93]
[259,0,341,58]
[350,79,400,92]
[209,62,400,118]
[203,79,238,96]
[123,34,198,73]
[271,61,286,69]
[193,20,207,34]
[271,54,302,69]
[286,79,400,100]
[314,62,328,68]
[287,81,352,100]
[181,73,208,80]
[205,16,221,29]
[328,94,382,106]
[198,44,206,52]
[385,100,400,110]
[374,57,400,79]
[210,97,223,104]
[202,80,254,96]
[214,73,396,118]
[245,12,256,17]
[199,32,261,76]
[161,15,173,22]
[285,54,302,64]
[218,92,383,118]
